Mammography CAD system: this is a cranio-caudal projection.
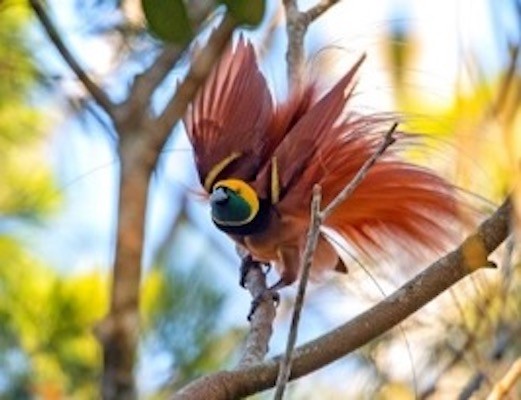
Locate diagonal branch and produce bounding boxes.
[174,197,512,399]
[154,14,237,151]
[29,0,116,118]
[487,357,521,400]
[302,0,342,22]
[124,45,181,116]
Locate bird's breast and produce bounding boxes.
[240,213,309,264]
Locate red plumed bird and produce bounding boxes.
[184,40,457,291]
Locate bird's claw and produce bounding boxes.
[247,289,280,321]
[262,263,272,274]
[239,255,254,288]
[239,255,271,288]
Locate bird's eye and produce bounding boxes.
[210,187,229,205]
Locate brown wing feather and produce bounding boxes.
[253,54,366,199]
[185,39,273,190]
[186,39,459,273]
[278,114,458,258]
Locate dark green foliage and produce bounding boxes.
[141,0,193,44]
[220,0,265,26]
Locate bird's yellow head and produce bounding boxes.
[210,179,260,227]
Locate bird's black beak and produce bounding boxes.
[210,187,229,205]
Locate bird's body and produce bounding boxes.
[185,40,457,288]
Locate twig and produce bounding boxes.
[458,323,521,400]
[302,0,342,22]
[123,45,181,117]
[174,197,511,400]
[29,0,116,118]
[321,122,398,220]
[155,14,237,150]
[274,185,322,399]
[487,358,521,400]
[282,0,305,88]
[283,0,342,89]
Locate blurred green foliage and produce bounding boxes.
[0,3,98,397]
[0,4,104,396]
[0,235,106,398]
[0,4,59,218]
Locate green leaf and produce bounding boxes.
[221,0,265,27]
[141,0,193,44]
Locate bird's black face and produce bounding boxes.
[210,179,260,227]
[209,179,271,236]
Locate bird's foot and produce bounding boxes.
[239,255,271,288]
[247,279,288,320]
[239,254,281,320]
[247,287,280,321]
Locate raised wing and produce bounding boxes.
[185,39,273,192]
[253,54,366,201]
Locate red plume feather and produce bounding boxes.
[185,40,459,285]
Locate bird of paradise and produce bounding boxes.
[184,39,457,293]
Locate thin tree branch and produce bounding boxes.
[124,45,181,116]
[274,185,322,399]
[174,197,511,399]
[154,14,237,152]
[487,357,521,400]
[283,0,343,89]
[302,0,342,22]
[282,0,305,88]
[29,0,116,118]
[458,323,521,400]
